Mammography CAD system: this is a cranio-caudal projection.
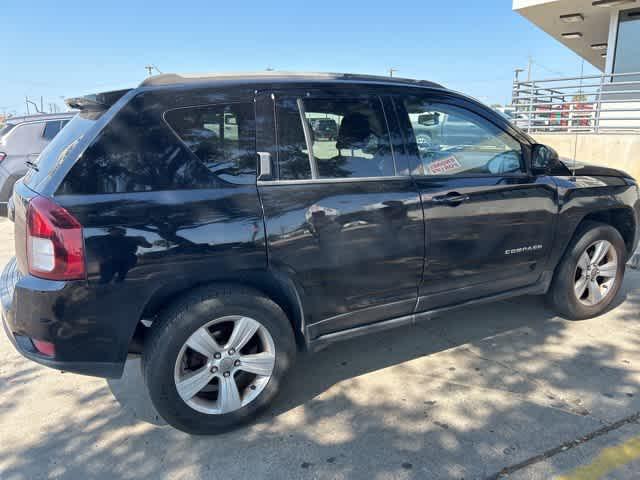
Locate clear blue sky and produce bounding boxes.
[1,0,598,116]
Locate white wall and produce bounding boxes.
[534,133,640,180]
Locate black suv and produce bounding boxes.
[2,72,639,434]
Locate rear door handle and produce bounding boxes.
[431,192,470,205]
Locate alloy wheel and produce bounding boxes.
[573,240,619,306]
[173,315,276,415]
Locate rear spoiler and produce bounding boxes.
[65,89,131,111]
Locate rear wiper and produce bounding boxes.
[25,160,39,172]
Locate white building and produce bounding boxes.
[512,0,640,179]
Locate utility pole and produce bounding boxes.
[388,67,397,78]
[25,97,41,115]
[513,67,525,106]
[145,64,163,77]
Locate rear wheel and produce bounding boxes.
[547,222,626,319]
[142,285,296,434]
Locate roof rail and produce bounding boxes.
[139,71,444,89]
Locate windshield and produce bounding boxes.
[23,111,102,190]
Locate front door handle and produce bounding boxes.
[431,192,470,205]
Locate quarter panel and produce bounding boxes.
[56,187,267,364]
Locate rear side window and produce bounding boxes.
[61,98,256,194]
[276,95,395,180]
[164,103,256,185]
[43,120,63,140]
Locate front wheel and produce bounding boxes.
[547,221,626,320]
[142,285,296,434]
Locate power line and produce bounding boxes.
[530,58,569,77]
[145,64,163,76]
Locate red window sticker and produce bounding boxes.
[427,155,462,175]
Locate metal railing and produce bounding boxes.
[510,71,640,134]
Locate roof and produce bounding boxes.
[139,71,444,89]
[4,112,76,125]
[513,0,614,71]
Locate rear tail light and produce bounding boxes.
[32,338,56,357]
[27,196,85,280]
[0,152,6,162]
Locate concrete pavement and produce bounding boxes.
[1,217,640,479]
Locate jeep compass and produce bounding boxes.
[1,72,639,434]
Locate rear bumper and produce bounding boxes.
[1,257,125,378]
[1,315,122,378]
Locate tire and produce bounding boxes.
[547,221,626,320]
[142,284,296,435]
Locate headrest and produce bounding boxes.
[336,113,373,150]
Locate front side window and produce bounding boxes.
[401,97,523,176]
[276,95,395,180]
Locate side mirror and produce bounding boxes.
[418,112,440,127]
[531,144,560,173]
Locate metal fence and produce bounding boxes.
[510,71,640,134]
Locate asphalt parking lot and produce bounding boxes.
[1,217,640,480]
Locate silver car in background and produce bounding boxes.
[0,112,76,215]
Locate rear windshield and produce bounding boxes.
[23,111,98,190]
[0,123,17,140]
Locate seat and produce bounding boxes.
[329,112,394,178]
